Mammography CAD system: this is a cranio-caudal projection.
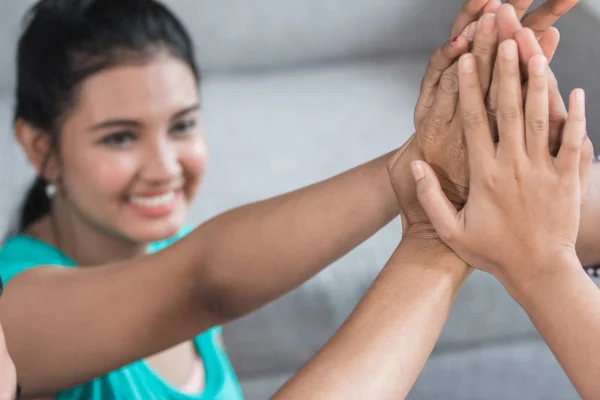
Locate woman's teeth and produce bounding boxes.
[130,192,176,208]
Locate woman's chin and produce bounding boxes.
[120,212,188,244]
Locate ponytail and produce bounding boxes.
[19,176,51,231]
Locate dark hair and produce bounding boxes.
[16,0,200,230]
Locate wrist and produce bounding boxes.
[499,249,582,306]
[398,234,469,274]
[577,162,600,266]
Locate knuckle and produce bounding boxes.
[528,76,547,92]
[462,109,486,128]
[582,136,595,159]
[424,114,447,131]
[473,41,496,56]
[438,71,459,96]
[482,169,501,192]
[428,49,445,71]
[563,138,581,154]
[572,112,587,124]
[498,105,521,123]
[528,117,548,134]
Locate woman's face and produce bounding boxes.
[54,54,206,243]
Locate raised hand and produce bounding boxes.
[392,7,500,238]
[413,0,496,129]
[411,39,592,291]
[487,4,571,150]
[393,0,583,243]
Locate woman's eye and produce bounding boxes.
[170,119,197,136]
[99,131,137,147]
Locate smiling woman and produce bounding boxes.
[0,0,587,399]
[2,0,242,398]
[19,55,207,247]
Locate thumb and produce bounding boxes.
[579,135,594,203]
[411,160,459,241]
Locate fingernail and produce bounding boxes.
[575,89,586,107]
[411,161,425,181]
[480,13,496,35]
[531,55,547,76]
[451,35,460,44]
[503,40,517,60]
[460,54,475,73]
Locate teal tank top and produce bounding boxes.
[0,233,245,400]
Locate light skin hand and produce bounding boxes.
[412,40,590,294]
[414,40,600,399]
[490,8,600,266]
[488,5,567,149]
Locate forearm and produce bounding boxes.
[577,163,600,266]
[194,151,400,318]
[509,254,600,399]
[273,237,470,400]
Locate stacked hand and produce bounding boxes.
[387,0,583,242]
[413,41,591,292]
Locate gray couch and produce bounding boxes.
[0,1,599,399]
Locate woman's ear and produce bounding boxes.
[14,119,60,181]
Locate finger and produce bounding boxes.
[496,40,526,158]
[525,55,550,162]
[415,36,470,127]
[461,21,479,42]
[520,0,579,39]
[458,54,496,164]
[538,26,560,62]
[450,0,490,38]
[411,160,460,243]
[497,4,523,42]
[548,68,568,155]
[472,13,499,97]
[514,28,544,78]
[483,0,503,13]
[556,89,587,175]
[487,4,523,127]
[427,63,461,126]
[507,0,535,19]
[579,136,594,203]
[514,27,567,155]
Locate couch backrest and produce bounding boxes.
[0,0,464,91]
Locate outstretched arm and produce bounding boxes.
[273,237,468,400]
[414,38,600,398]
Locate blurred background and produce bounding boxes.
[0,1,599,399]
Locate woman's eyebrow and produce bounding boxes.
[90,119,141,132]
[170,104,200,121]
